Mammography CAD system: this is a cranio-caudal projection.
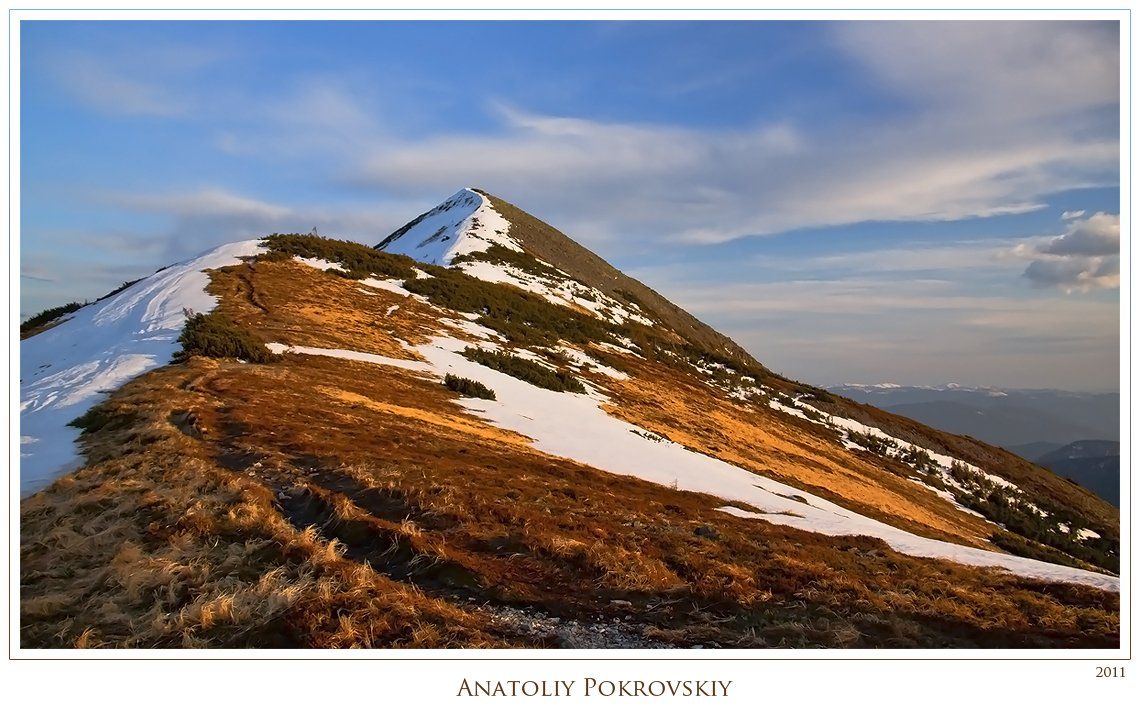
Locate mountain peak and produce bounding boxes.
[377,189,766,374]
[376,188,521,265]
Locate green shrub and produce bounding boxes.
[675,342,766,383]
[989,531,1088,570]
[946,462,1119,572]
[21,302,86,336]
[456,244,565,282]
[949,460,987,485]
[899,446,939,475]
[461,347,586,393]
[261,233,417,280]
[443,374,496,400]
[800,406,827,423]
[67,405,138,434]
[173,311,278,364]
[848,430,897,457]
[403,267,614,346]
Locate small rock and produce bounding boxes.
[694,525,720,540]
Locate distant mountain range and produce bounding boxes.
[829,384,1120,505]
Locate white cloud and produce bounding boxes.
[1023,255,1119,292]
[111,187,293,221]
[1039,212,1120,257]
[833,21,1118,121]
[1011,212,1120,292]
[347,105,1114,246]
[52,53,187,117]
[1061,209,1086,220]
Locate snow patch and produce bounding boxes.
[376,189,521,265]
[557,344,629,381]
[359,277,413,297]
[294,256,346,273]
[438,317,504,341]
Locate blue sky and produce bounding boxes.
[20,20,1121,391]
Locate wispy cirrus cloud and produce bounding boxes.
[346,102,1113,246]
[39,39,230,117]
[340,23,1117,247]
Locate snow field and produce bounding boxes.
[20,240,267,496]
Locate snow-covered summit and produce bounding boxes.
[377,189,657,327]
[376,188,521,265]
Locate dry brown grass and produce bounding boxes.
[22,349,1119,648]
[206,259,448,358]
[21,358,500,649]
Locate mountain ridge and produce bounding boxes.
[18,188,1122,648]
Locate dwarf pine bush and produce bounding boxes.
[461,347,586,393]
[261,233,418,280]
[404,268,614,347]
[173,311,277,364]
[848,430,897,457]
[443,374,496,400]
[20,302,86,336]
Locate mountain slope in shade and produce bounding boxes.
[1038,440,1120,462]
[1036,441,1120,507]
[1006,441,1065,461]
[19,189,1120,648]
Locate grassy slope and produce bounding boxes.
[20,254,1119,648]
